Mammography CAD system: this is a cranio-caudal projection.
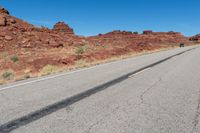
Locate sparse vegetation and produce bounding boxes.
[40,64,58,76]
[76,47,84,55]
[95,43,107,49]
[75,44,90,55]
[0,52,8,59]
[75,59,87,67]
[10,55,19,63]
[102,45,107,49]
[1,71,14,80]
[95,43,101,46]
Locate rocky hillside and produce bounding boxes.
[190,34,200,42]
[0,7,197,83]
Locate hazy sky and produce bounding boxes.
[1,0,199,36]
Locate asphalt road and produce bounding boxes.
[0,45,200,133]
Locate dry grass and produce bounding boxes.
[75,59,88,68]
[0,46,180,85]
[39,64,59,76]
[75,44,90,55]
[70,46,179,70]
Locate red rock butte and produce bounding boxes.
[53,22,74,35]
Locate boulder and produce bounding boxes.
[5,35,13,40]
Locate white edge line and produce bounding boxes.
[0,54,143,91]
[0,64,107,91]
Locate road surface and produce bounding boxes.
[0,45,200,133]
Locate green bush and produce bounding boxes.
[1,71,14,80]
[10,55,19,63]
[76,47,84,55]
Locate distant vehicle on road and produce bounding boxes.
[179,43,185,47]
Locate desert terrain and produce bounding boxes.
[0,7,199,84]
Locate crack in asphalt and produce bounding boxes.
[140,77,162,104]
[191,89,200,133]
[84,114,109,133]
[83,106,120,133]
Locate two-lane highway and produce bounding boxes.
[0,45,200,133]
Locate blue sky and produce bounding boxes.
[1,0,199,36]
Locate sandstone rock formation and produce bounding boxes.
[190,34,200,42]
[53,22,74,35]
[143,30,153,34]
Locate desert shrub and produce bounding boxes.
[76,47,84,55]
[102,44,108,49]
[75,44,89,55]
[40,64,58,76]
[95,43,107,49]
[95,43,101,46]
[1,71,14,80]
[10,55,19,63]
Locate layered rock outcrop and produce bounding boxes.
[190,34,200,42]
[53,22,74,35]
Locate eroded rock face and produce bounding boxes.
[190,34,200,41]
[0,15,7,26]
[53,22,74,35]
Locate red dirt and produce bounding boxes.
[0,7,198,82]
